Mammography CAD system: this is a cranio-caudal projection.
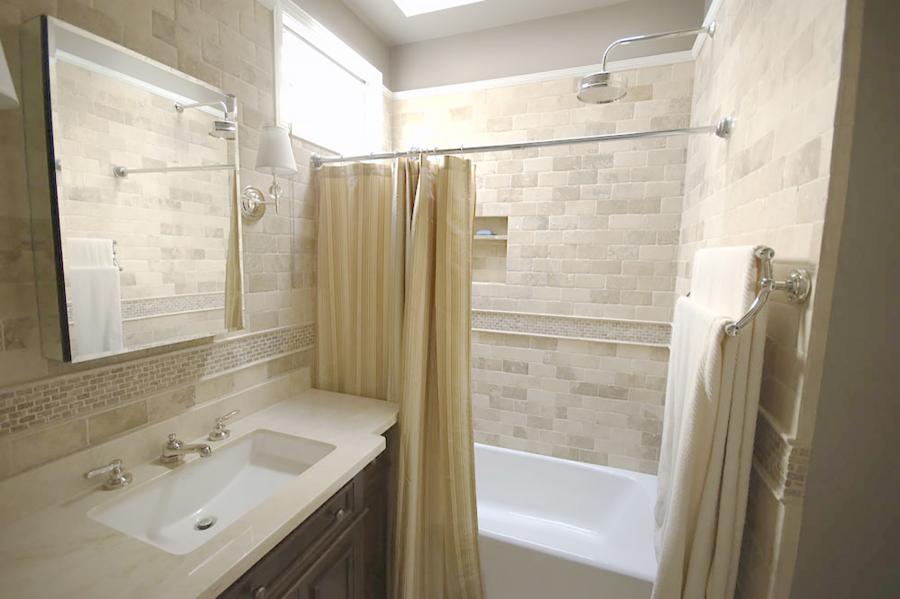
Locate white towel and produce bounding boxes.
[66,238,115,268]
[653,246,767,599]
[69,266,124,360]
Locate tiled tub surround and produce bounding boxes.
[472,330,668,474]
[53,59,230,301]
[473,309,670,346]
[0,390,398,598]
[393,63,694,323]
[394,64,695,476]
[0,323,315,480]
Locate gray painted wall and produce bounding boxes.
[791,0,900,596]
[292,0,393,86]
[389,0,705,91]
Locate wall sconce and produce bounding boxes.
[241,125,297,220]
[0,41,20,108]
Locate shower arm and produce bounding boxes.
[175,100,227,114]
[174,94,237,117]
[600,23,716,71]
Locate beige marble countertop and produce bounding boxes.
[0,389,398,599]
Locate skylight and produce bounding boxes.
[392,0,487,17]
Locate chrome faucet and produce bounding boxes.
[161,433,212,465]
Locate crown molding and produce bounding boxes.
[391,50,694,99]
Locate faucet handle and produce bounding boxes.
[209,410,240,442]
[85,459,132,490]
[216,409,240,425]
[166,433,182,449]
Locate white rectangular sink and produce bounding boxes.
[89,430,335,555]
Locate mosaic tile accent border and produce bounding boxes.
[0,323,316,436]
[67,293,225,322]
[122,293,225,320]
[753,413,809,500]
[472,310,671,346]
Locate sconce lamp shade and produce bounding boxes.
[0,42,19,109]
[256,125,297,175]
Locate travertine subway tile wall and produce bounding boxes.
[472,331,668,474]
[676,0,847,596]
[393,64,694,323]
[394,65,693,470]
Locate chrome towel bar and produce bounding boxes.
[724,246,811,336]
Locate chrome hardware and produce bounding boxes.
[85,459,132,490]
[724,246,812,337]
[310,115,734,167]
[334,508,347,522]
[112,240,123,272]
[113,163,235,178]
[715,116,736,139]
[160,433,212,464]
[208,410,240,442]
[599,23,716,73]
[251,586,267,599]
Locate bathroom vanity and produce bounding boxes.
[220,429,393,599]
[0,390,398,599]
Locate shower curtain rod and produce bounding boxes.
[112,163,235,177]
[311,116,734,167]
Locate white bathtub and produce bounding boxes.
[475,443,658,599]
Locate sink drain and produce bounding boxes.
[194,516,217,531]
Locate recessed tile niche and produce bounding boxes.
[473,216,508,283]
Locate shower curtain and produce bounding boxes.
[316,163,398,398]
[315,156,484,599]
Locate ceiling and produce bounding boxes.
[342,0,633,45]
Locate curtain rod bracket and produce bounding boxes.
[716,116,735,139]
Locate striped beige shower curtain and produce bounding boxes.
[315,156,484,599]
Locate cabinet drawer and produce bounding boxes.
[219,480,357,599]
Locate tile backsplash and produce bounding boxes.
[0,324,315,437]
[0,324,315,478]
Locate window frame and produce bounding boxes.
[274,1,384,155]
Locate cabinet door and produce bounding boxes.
[287,516,365,599]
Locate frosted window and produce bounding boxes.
[279,11,382,155]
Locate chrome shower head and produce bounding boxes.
[577,71,628,104]
[210,119,237,140]
[175,94,239,139]
[578,22,716,104]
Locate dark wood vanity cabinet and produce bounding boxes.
[220,430,393,599]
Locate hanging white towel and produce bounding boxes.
[65,238,124,359]
[653,246,767,599]
[69,266,124,359]
[66,237,116,268]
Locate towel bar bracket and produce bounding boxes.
[724,247,811,336]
